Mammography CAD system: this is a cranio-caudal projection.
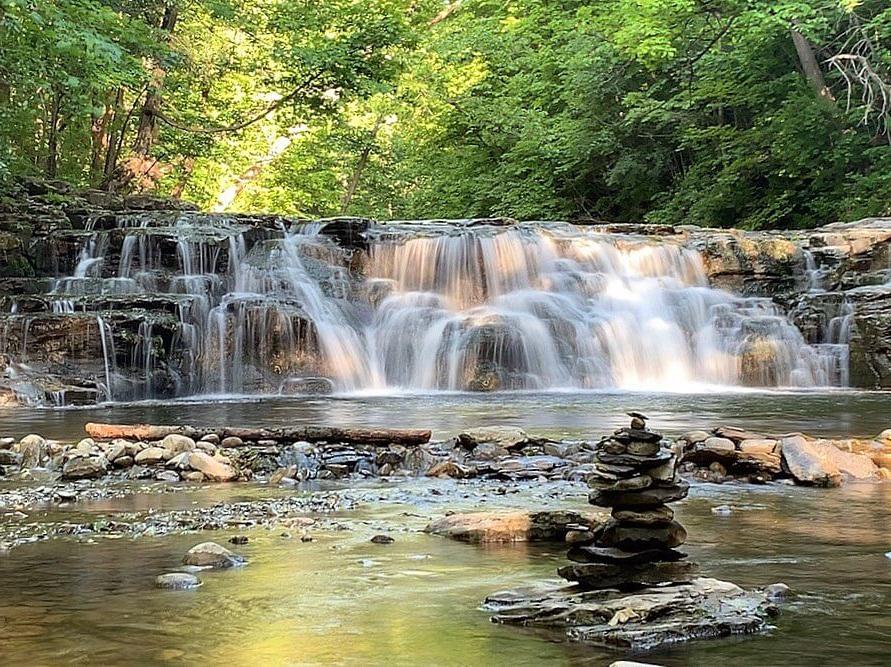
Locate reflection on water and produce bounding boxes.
[1,480,891,665]
[0,390,888,441]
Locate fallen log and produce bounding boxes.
[84,423,432,447]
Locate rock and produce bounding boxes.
[610,662,664,667]
[134,447,171,465]
[220,436,243,448]
[557,560,697,589]
[485,577,772,652]
[229,536,249,545]
[457,426,528,451]
[472,442,510,460]
[678,430,709,446]
[182,542,246,568]
[199,433,220,445]
[426,460,473,478]
[780,435,878,486]
[764,582,792,601]
[0,436,14,449]
[589,482,690,509]
[713,426,765,444]
[425,510,599,544]
[544,441,582,458]
[155,470,180,482]
[595,520,687,550]
[61,456,108,480]
[708,461,727,476]
[104,442,127,462]
[187,451,239,482]
[17,434,48,468]
[567,545,687,565]
[370,534,394,544]
[611,506,674,526]
[181,471,205,482]
[155,573,202,590]
[711,505,732,516]
[161,434,196,454]
[0,450,22,466]
[195,440,218,454]
[112,455,134,469]
[166,451,192,470]
[738,438,778,454]
[878,429,891,445]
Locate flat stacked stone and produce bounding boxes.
[558,412,695,590]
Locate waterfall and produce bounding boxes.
[0,218,852,403]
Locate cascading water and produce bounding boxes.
[0,217,851,404]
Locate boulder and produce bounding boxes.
[220,436,243,448]
[425,510,601,544]
[780,435,879,486]
[160,434,196,454]
[17,434,48,468]
[134,447,171,465]
[471,442,510,460]
[155,573,202,590]
[457,426,528,451]
[62,456,108,480]
[426,460,474,478]
[182,542,246,568]
[187,451,239,482]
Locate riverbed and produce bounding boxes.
[1,390,891,665]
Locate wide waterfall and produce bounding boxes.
[0,217,849,404]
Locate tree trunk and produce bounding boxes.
[170,157,195,199]
[45,88,62,178]
[102,88,126,180]
[132,4,178,157]
[340,113,386,214]
[212,134,294,211]
[90,90,117,185]
[790,25,835,102]
[84,423,432,446]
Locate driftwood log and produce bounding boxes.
[84,423,432,447]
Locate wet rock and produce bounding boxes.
[595,519,687,551]
[370,534,394,544]
[457,426,529,451]
[155,470,180,482]
[765,582,792,601]
[713,426,766,444]
[112,455,134,469]
[0,450,22,466]
[472,442,510,460]
[589,482,690,509]
[781,435,878,486]
[61,456,108,480]
[426,461,474,479]
[557,559,698,590]
[229,536,249,545]
[611,506,674,526]
[161,434,196,454]
[738,438,778,454]
[220,436,243,448]
[485,577,772,651]
[187,451,239,482]
[181,471,205,482]
[17,434,48,468]
[182,542,246,568]
[425,510,600,544]
[134,447,171,465]
[199,433,220,445]
[0,437,15,449]
[155,573,202,590]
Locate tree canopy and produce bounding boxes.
[2,0,890,228]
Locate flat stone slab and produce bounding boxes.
[484,577,777,652]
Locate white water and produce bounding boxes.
[1,219,851,401]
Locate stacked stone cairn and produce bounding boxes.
[558,412,696,590]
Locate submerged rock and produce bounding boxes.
[182,542,246,568]
[485,577,776,652]
[425,510,600,544]
[155,573,202,590]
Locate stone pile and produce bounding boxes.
[558,412,695,590]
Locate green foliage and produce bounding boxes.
[1,0,889,227]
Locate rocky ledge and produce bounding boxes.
[484,577,782,652]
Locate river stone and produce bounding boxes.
[182,542,246,568]
[611,506,674,526]
[457,426,528,451]
[679,430,710,445]
[74,438,95,456]
[155,573,202,590]
[0,450,22,466]
[567,545,687,565]
[596,451,673,468]
[134,447,171,465]
[595,520,687,550]
[113,455,134,468]
[155,469,180,482]
[590,481,689,509]
[370,534,394,544]
[472,442,510,460]
[486,577,772,652]
[62,456,108,480]
[166,451,192,470]
[161,434,196,454]
[557,559,698,590]
[425,510,600,544]
[17,434,48,468]
[181,470,205,482]
[601,439,628,455]
[625,440,661,456]
[187,451,239,482]
[200,433,221,445]
[195,440,218,455]
[0,436,14,449]
[780,435,878,486]
[590,475,653,492]
[220,436,243,448]
[738,438,778,454]
[612,428,663,444]
[714,426,765,444]
[103,442,127,462]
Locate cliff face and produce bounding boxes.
[1,181,889,405]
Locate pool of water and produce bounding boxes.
[0,389,888,442]
[1,479,891,665]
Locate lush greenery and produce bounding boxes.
[2,0,890,227]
